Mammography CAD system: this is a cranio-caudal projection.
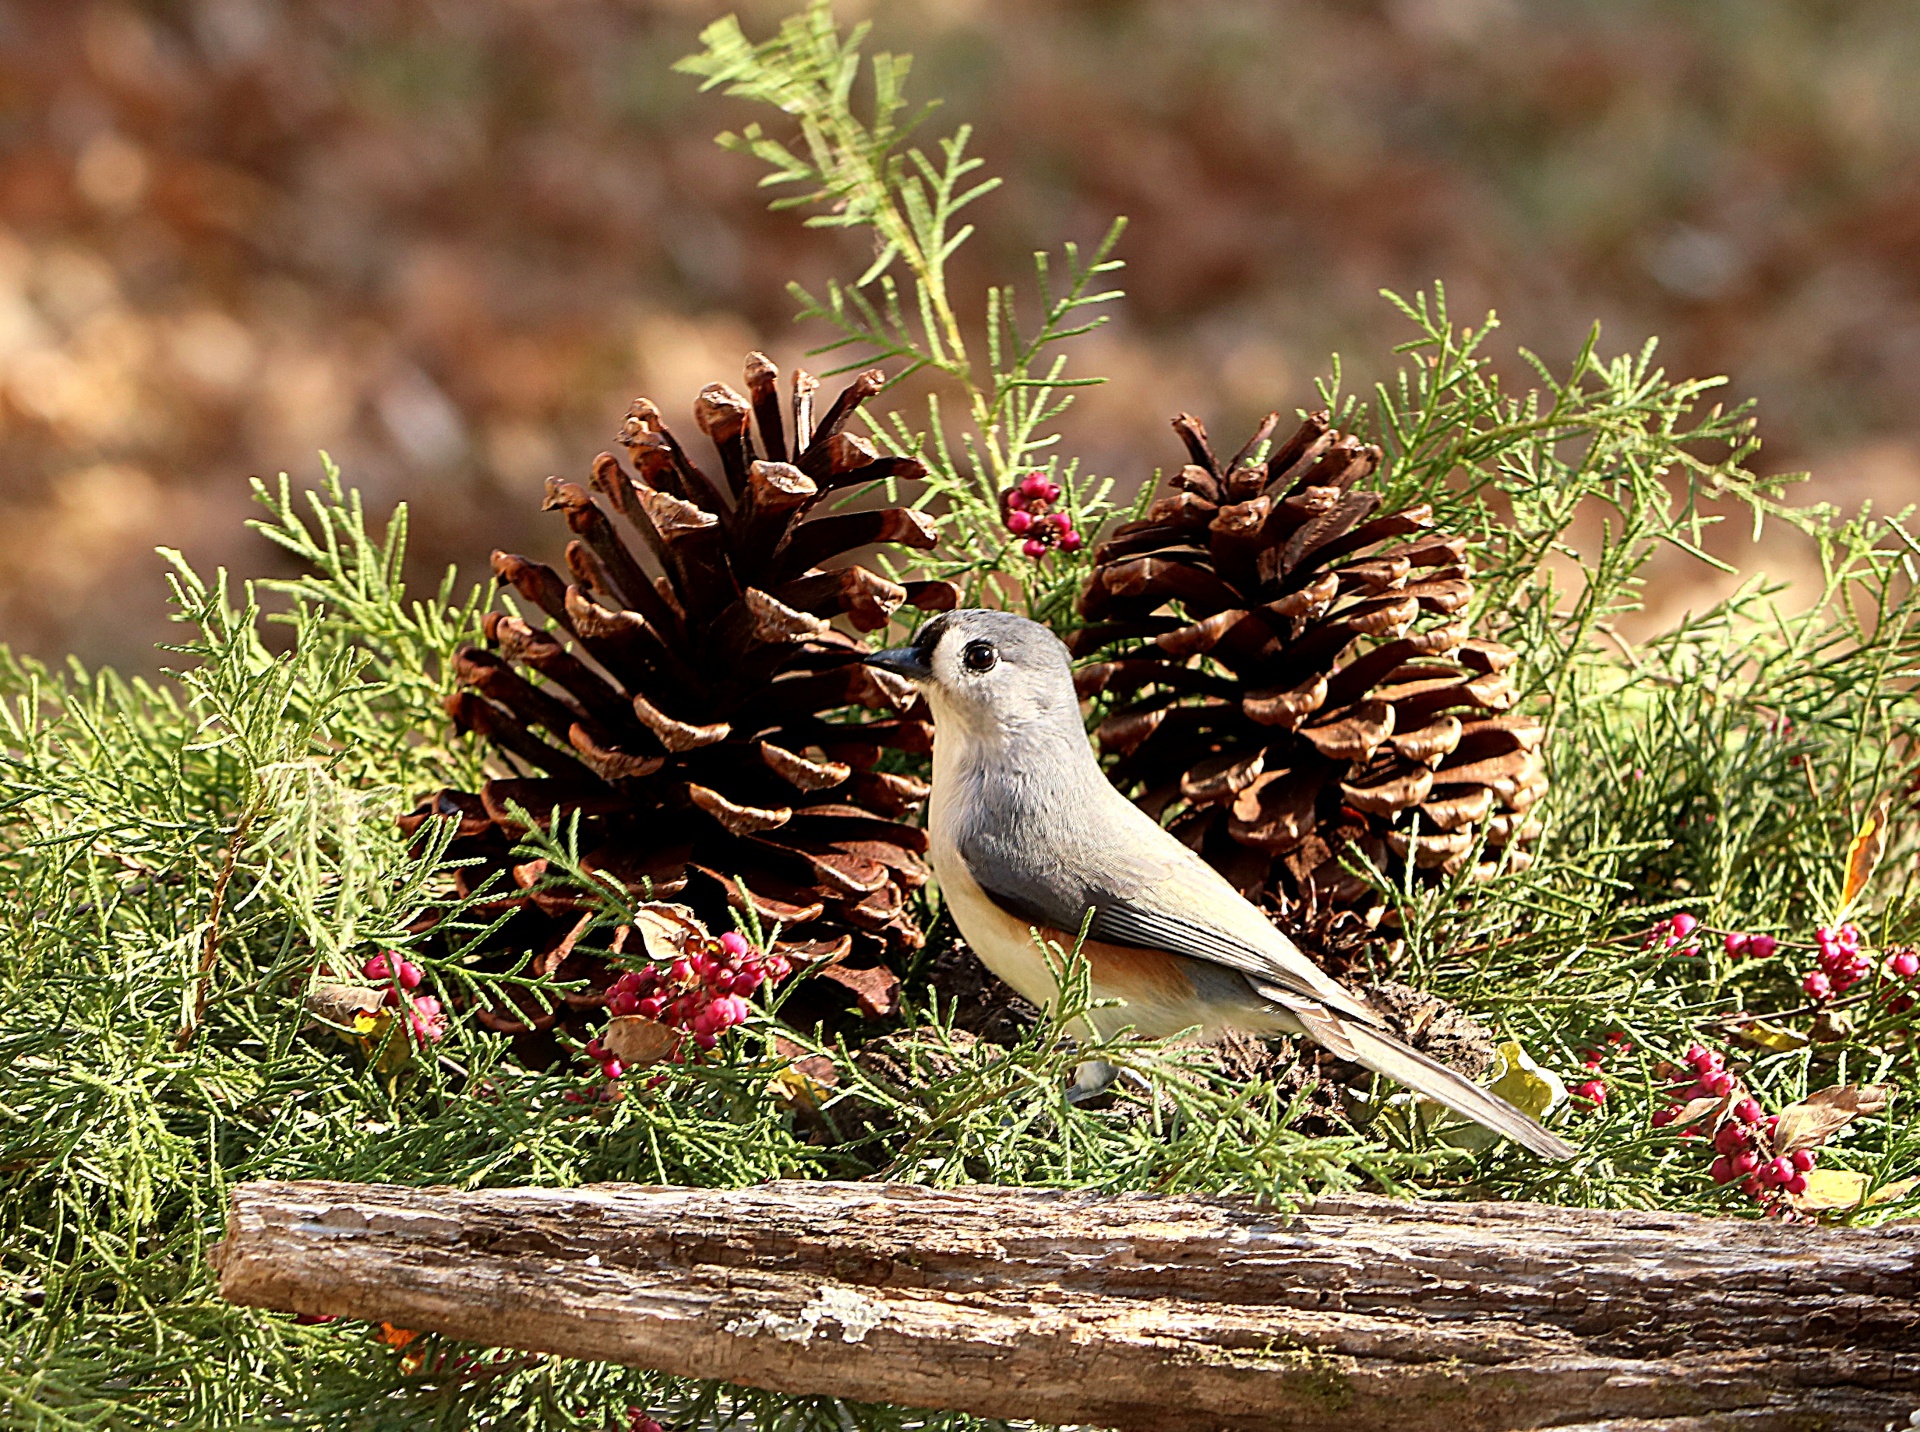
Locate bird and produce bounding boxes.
[864,607,1576,1162]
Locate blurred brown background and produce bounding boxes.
[3,0,1918,671]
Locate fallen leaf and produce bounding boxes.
[1668,1095,1729,1130]
[768,1049,837,1112]
[1840,801,1888,912]
[1771,1084,1894,1155]
[601,1015,679,1069]
[1804,1083,1895,1117]
[817,963,901,1019]
[379,1323,419,1349]
[1789,1169,1870,1213]
[631,903,703,964]
[1867,1177,1919,1208]
[304,982,384,1026]
[1729,1019,1809,1054]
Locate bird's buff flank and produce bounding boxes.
[867,608,1576,1161]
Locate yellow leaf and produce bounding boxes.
[1839,801,1888,913]
[768,1064,833,1112]
[1416,1040,1566,1153]
[1789,1169,1869,1213]
[1729,1019,1809,1054]
[1866,1177,1918,1208]
[1487,1039,1568,1121]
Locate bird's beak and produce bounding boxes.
[864,646,932,681]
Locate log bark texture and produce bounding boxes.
[215,1179,1920,1432]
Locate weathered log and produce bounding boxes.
[215,1179,1920,1432]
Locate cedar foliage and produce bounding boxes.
[3,5,1919,1429]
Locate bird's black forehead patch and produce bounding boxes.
[911,612,956,661]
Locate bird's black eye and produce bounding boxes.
[961,639,998,673]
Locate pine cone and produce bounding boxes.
[1072,409,1546,945]
[405,356,955,1046]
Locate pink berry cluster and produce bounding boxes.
[1572,1030,1631,1107]
[1720,929,1779,961]
[603,930,790,1053]
[1801,922,1869,1002]
[1643,912,1701,955]
[628,1412,666,1432]
[1651,1042,1810,1214]
[1001,472,1082,559]
[362,951,446,1045]
[1883,946,1920,1015]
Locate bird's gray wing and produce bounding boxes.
[961,791,1380,1025]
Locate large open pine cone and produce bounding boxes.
[1072,409,1546,946]
[405,357,954,1044]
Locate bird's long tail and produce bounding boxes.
[1264,989,1577,1161]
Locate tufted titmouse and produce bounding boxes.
[867,608,1575,1161]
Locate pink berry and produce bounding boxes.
[1684,1043,1713,1070]
[734,965,763,992]
[1713,1123,1749,1155]
[1785,1173,1808,1196]
[1802,970,1832,1000]
[670,958,694,984]
[1741,1174,1763,1196]
[1006,510,1033,534]
[1732,1150,1759,1176]
[1769,1156,1795,1185]
[718,931,750,959]
[1723,932,1750,957]
[1651,1107,1676,1128]
[1020,473,1049,498]
[1671,913,1698,939]
[397,959,423,991]
[1747,934,1777,960]
[1709,1156,1737,1184]
[1891,951,1919,979]
[407,995,446,1045]
[1703,1071,1734,1097]
[363,953,392,981]
[692,1030,717,1050]
[1791,1149,1816,1172]
[600,1058,624,1080]
[1022,538,1047,558]
[1733,1097,1763,1124]
[1575,1079,1606,1105]
[1006,490,1027,511]
[1060,530,1084,552]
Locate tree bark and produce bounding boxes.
[215,1179,1920,1432]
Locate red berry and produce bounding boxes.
[1723,932,1750,957]
[1740,1175,1763,1196]
[1791,1149,1815,1172]
[1575,1079,1606,1105]
[1006,509,1033,534]
[1713,1123,1749,1155]
[1785,1173,1808,1196]
[1022,538,1046,558]
[1747,934,1777,959]
[1060,530,1084,551]
[1671,913,1698,939]
[1890,951,1919,979]
[1650,1107,1676,1128]
[362,953,392,982]
[1732,1150,1759,1176]
[1703,1071,1734,1097]
[719,931,750,958]
[600,1058,624,1080]
[1802,970,1832,1000]
[1709,1156,1737,1184]
[1768,1156,1795,1185]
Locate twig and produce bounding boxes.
[175,804,258,1051]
